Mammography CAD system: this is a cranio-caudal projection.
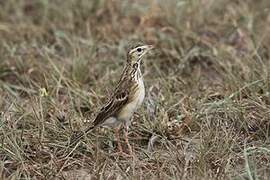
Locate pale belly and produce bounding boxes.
[117,78,145,123]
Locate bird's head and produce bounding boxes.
[127,45,153,65]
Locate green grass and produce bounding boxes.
[1,0,270,179]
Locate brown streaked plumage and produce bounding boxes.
[70,44,153,154]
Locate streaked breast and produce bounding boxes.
[117,77,145,121]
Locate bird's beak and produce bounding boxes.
[146,45,154,51]
[138,45,154,61]
[140,45,154,52]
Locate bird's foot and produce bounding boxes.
[111,151,133,158]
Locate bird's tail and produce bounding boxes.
[69,125,95,146]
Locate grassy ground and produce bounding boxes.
[1,0,270,179]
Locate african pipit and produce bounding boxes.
[71,44,153,154]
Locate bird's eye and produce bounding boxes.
[137,48,142,52]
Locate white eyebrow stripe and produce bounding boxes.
[130,45,148,54]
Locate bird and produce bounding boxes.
[70,44,154,154]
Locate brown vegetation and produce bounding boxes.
[1,0,270,179]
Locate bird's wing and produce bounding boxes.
[69,88,129,145]
[92,85,130,127]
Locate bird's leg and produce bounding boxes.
[124,125,133,154]
[114,126,123,153]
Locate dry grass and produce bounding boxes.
[1,0,270,179]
